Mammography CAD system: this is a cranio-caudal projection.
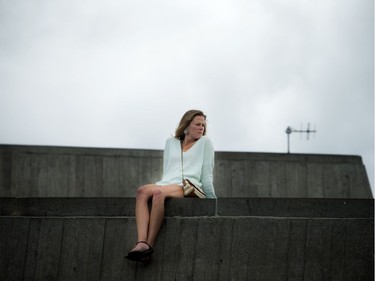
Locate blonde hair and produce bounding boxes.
[175,110,207,140]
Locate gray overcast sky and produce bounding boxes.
[0,0,374,191]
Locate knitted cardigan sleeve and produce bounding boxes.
[200,137,216,198]
[160,137,171,179]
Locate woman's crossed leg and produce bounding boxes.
[131,183,183,252]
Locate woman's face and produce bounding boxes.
[187,115,206,140]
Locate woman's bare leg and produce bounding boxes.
[146,189,164,246]
[131,184,183,252]
[147,185,184,246]
[134,184,157,246]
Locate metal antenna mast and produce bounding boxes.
[285,123,317,153]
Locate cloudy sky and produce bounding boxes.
[0,0,374,190]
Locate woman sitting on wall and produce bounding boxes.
[126,109,216,262]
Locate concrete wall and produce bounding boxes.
[0,145,372,198]
[0,198,373,281]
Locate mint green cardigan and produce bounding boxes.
[155,136,216,198]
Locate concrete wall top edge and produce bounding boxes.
[0,144,163,157]
[0,197,373,218]
[215,151,363,163]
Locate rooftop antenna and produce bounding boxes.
[285,123,317,153]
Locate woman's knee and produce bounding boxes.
[152,189,165,205]
[136,184,153,200]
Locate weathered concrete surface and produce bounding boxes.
[0,145,372,198]
[1,146,372,280]
[0,197,373,218]
[0,198,373,281]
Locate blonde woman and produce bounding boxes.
[126,109,216,262]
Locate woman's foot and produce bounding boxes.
[126,241,154,262]
[131,241,151,252]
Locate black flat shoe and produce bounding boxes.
[126,241,154,262]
